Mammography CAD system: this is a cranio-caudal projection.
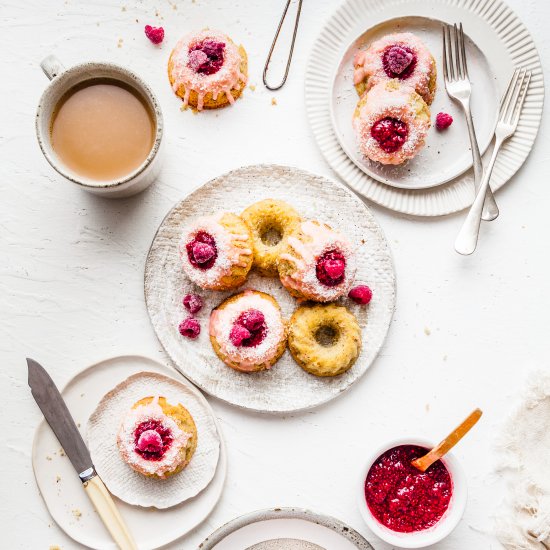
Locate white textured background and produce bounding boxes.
[1,0,548,549]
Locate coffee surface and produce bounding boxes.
[51,78,155,181]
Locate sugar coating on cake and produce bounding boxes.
[353,80,430,165]
[209,290,285,371]
[354,32,436,104]
[169,29,247,110]
[117,396,191,478]
[279,221,357,301]
[179,212,252,289]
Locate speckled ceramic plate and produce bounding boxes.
[144,164,396,413]
[200,508,374,550]
[306,0,544,215]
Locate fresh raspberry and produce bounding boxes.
[136,430,163,453]
[188,39,225,75]
[179,317,201,339]
[239,309,265,332]
[183,293,203,314]
[229,324,251,347]
[186,232,217,270]
[371,117,408,153]
[348,285,373,305]
[383,45,416,79]
[144,25,164,45]
[435,112,453,130]
[316,250,346,287]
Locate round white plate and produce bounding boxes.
[331,16,497,190]
[200,508,374,550]
[306,0,544,215]
[32,355,227,550]
[144,164,396,413]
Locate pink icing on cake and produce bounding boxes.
[209,290,285,372]
[279,221,357,302]
[170,29,247,111]
[354,32,436,104]
[353,81,430,165]
[179,212,252,290]
[116,396,191,478]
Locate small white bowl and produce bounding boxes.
[357,437,467,548]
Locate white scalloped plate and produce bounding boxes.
[32,355,226,550]
[144,164,396,413]
[306,0,544,215]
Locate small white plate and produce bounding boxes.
[331,16,498,190]
[32,355,226,550]
[200,508,374,549]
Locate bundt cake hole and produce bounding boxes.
[260,224,282,246]
[314,324,339,347]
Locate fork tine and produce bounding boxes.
[499,68,519,112]
[459,23,469,79]
[442,26,449,82]
[500,68,521,121]
[512,71,531,127]
[453,24,462,80]
[506,68,526,123]
[445,25,455,81]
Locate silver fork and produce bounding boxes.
[443,23,499,222]
[455,68,531,255]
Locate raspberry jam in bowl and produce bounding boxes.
[357,438,467,548]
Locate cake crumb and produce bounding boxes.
[49,545,62,550]
[56,475,61,483]
[46,455,52,461]
[271,97,277,106]
[121,5,126,11]
[117,38,123,48]
[59,448,65,456]
[425,403,430,412]
[249,84,256,91]
[72,509,82,520]
[443,354,448,361]
[424,327,431,336]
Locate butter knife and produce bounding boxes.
[27,358,137,550]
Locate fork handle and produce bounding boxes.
[455,138,502,255]
[462,102,499,221]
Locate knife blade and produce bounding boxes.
[27,357,94,479]
[27,358,137,550]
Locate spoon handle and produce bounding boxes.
[412,408,483,472]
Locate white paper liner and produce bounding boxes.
[145,164,396,412]
[87,371,220,509]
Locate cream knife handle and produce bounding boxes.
[83,475,137,550]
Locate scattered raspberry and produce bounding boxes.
[435,112,453,130]
[179,317,200,339]
[383,45,417,79]
[183,294,203,314]
[371,117,408,153]
[348,285,373,305]
[316,250,346,287]
[239,309,265,332]
[136,430,163,453]
[186,232,217,269]
[144,25,164,45]
[229,324,251,347]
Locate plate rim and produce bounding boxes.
[143,163,397,414]
[305,0,545,216]
[31,354,227,550]
[199,507,375,550]
[328,14,498,191]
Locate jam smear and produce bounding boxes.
[382,45,417,79]
[371,117,408,153]
[231,309,267,347]
[133,420,173,461]
[365,444,452,533]
[316,249,346,287]
[186,231,218,270]
[188,40,226,75]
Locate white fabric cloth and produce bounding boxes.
[495,372,550,549]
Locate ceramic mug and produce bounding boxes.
[36,55,164,198]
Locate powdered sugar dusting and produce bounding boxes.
[353,81,429,164]
[354,32,435,104]
[279,221,357,302]
[116,396,191,478]
[210,290,285,371]
[179,212,251,289]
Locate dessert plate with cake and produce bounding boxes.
[306,0,544,215]
[144,164,396,413]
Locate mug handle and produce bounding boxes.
[41,55,65,81]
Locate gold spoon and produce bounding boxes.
[412,408,483,472]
